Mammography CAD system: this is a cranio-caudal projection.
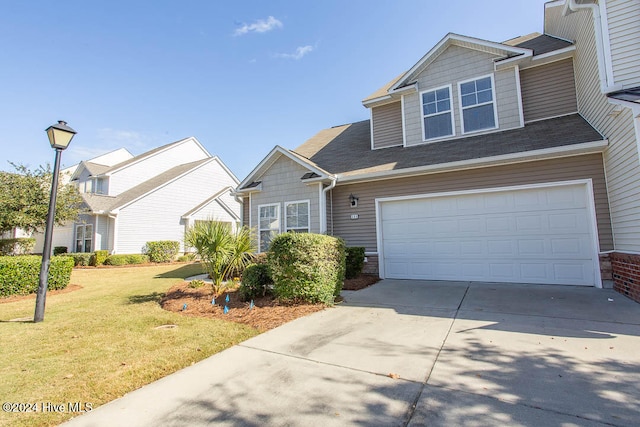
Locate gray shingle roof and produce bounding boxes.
[293,114,604,178]
[83,162,111,176]
[513,34,573,56]
[100,138,191,175]
[83,158,210,212]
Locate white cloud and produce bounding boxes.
[234,16,283,36]
[274,45,314,60]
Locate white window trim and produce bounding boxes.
[419,84,455,142]
[457,74,498,135]
[75,224,93,253]
[284,200,311,233]
[258,203,280,252]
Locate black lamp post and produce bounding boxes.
[34,120,77,323]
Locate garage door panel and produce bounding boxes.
[381,184,597,286]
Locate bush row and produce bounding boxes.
[0,255,74,297]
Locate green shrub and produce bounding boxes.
[53,246,68,255]
[104,254,149,266]
[345,247,365,279]
[143,240,180,263]
[267,233,345,305]
[239,263,272,301]
[0,238,36,256]
[0,255,74,297]
[177,253,197,262]
[63,252,92,266]
[89,250,109,266]
[188,279,206,289]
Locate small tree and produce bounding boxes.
[185,221,255,296]
[0,163,83,235]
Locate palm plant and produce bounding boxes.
[185,221,256,296]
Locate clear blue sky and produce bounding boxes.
[0,0,550,181]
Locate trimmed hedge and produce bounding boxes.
[267,233,345,305]
[239,263,272,301]
[143,240,180,263]
[90,250,109,266]
[54,246,68,255]
[345,247,365,279]
[63,252,92,267]
[0,255,74,297]
[104,254,149,266]
[0,238,36,256]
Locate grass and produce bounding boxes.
[0,263,259,427]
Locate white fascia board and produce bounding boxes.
[238,145,333,190]
[391,33,531,91]
[337,139,608,184]
[362,95,392,107]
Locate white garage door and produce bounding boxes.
[379,183,598,286]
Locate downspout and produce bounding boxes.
[563,0,615,93]
[320,177,337,234]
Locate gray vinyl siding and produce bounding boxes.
[248,155,321,236]
[520,58,578,122]
[242,197,250,227]
[404,45,521,147]
[372,102,403,149]
[329,154,612,254]
[545,2,640,252]
[606,0,640,87]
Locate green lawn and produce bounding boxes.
[0,263,259,427]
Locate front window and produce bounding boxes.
[459,75,497,133]
[75,224,93,253]
[285,201,310,233]
[421,85,454,140]
[259,204,280,252]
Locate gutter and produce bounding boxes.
[562,0,620,93]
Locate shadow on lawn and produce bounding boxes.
[154,263,203,279]
[128,292,165,304]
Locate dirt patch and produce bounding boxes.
[343,274,380,291]
[161,274,381,331]
[0,284,83,304]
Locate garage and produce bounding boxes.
[378,182,600,286]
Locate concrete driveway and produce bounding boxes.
[64,280,640,427]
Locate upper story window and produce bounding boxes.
[459,75,497,133]
[421,85,454,140]
[285,200,310,233]
[94,178,106,194]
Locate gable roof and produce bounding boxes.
[293,114,606,182]
[181,186,241,222]
[363,33,575,105]
[99,137,211,176]
[82,158,211,213]
[237,145,333,191]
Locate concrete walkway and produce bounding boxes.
[64,280,640,426]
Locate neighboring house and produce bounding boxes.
[237,0,640,301]
[41,138,240,255]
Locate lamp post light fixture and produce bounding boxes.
[34,121,76,323]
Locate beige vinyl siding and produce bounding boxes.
[521,58,578,122]
[242,197,250,227]
[606,0,640,86]
[330,154,612,254]
[545,3,640,252]
[372,102,403,149]
[248,155,321,235]
[404,45,521,147]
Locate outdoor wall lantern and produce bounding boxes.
[349,193,359,208]
[34,120,77,323]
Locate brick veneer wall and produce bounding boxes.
[363,254,379,276]
[610,252,640,303]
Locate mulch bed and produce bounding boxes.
[161,274,381,331]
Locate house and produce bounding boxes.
[41,138,240,255]
[237,0,640,301]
